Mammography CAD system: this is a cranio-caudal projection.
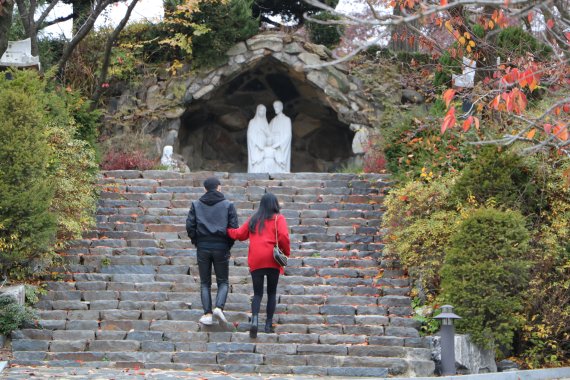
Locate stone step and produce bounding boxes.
[59,254,381,269]
[8,356,433,378]
[12,342,431,367]
[5,358,434,378]
[35,293,410,312]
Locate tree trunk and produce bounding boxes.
[90,0,139,110]
[15,0,39,56]
[0,0,15,58]
[56,0,112,81]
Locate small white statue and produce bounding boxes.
[350,124,370,155]
[267,100,292,173]
[247,105,270,173]
[452,57,476,88]
[161,145,175,169]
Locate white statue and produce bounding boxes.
[452,57,476,88]
[247,105,270,173]
[267,101,292,173]
[161,145,175,169]
[350,124,370,155]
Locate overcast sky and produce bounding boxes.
[42,0,366,38]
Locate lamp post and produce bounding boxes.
[434,304,461,376]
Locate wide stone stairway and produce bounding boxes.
[10,171,434,377]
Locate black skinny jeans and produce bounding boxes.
[251,268,280,320]
[197,248,230,314]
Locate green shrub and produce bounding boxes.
[119,21,177,64]
[47,126,98,247]
[0,295,37,335]
[520,162,570,368]
[496,27,552,60]
[307,11,343,48]
[441,207,530,351]
[381,107,476,180]
[0,78,57,279]
[383,176,458,298]
[0,70,97,279]
[392,211,459,297]
[187,0,259,67]
[429,98,447,117]
[471,23,485,39]
[451,146,546,218]
[383,175,456,231]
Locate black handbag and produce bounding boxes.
[273,216,288,267]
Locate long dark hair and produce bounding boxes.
[248,193,280,234]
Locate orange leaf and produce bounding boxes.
[554,107,561,116]
[547,19,554,29]
[527,12,533,23]
[443,89,456,108]
[553,125,569,141]
[563,103,570,113]
[441,107,456,134]
[526,129,537,139]
[544,124,553,134]
[440,0,447,5]
[473,116,480,130]
[491,94,501,110]
[462,116,473,132]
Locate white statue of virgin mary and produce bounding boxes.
[268,100,292,173]
[247,104,269,173]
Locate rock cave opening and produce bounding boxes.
[176,57,354,173]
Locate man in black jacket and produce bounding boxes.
[186,177,238,325]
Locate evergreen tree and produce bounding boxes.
[0,83,56,279]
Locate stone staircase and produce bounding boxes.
[10,171,434,377]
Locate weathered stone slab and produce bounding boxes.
[66,320,99,330]
[328,367,389,377]
[88,340,140,352]
[100,320,150,331]
[12,340,50,351]
[149,320,199,332]
[297,344,347,355]
[141,341,175,352]
[207,342,255,353]
[172,352,217,364]
[53,330,95,340]
[217,352,264,365]
[49,340,87,352]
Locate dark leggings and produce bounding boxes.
[251,268,280,319]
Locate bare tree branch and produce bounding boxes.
[40,13,74,29]
[36,0,60,29]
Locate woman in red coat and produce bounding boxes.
[227,193,290,338]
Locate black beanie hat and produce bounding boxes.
[204,177,221,191]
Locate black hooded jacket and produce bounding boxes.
[186,190,238,250]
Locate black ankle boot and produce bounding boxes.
[264,318,274,333]
[250,314,258,338]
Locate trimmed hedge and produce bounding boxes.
[441,207,530,351]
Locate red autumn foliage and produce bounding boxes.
[100,150,156,170]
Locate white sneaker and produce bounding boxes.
[213,307,228,324]
[199,313,213,325]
